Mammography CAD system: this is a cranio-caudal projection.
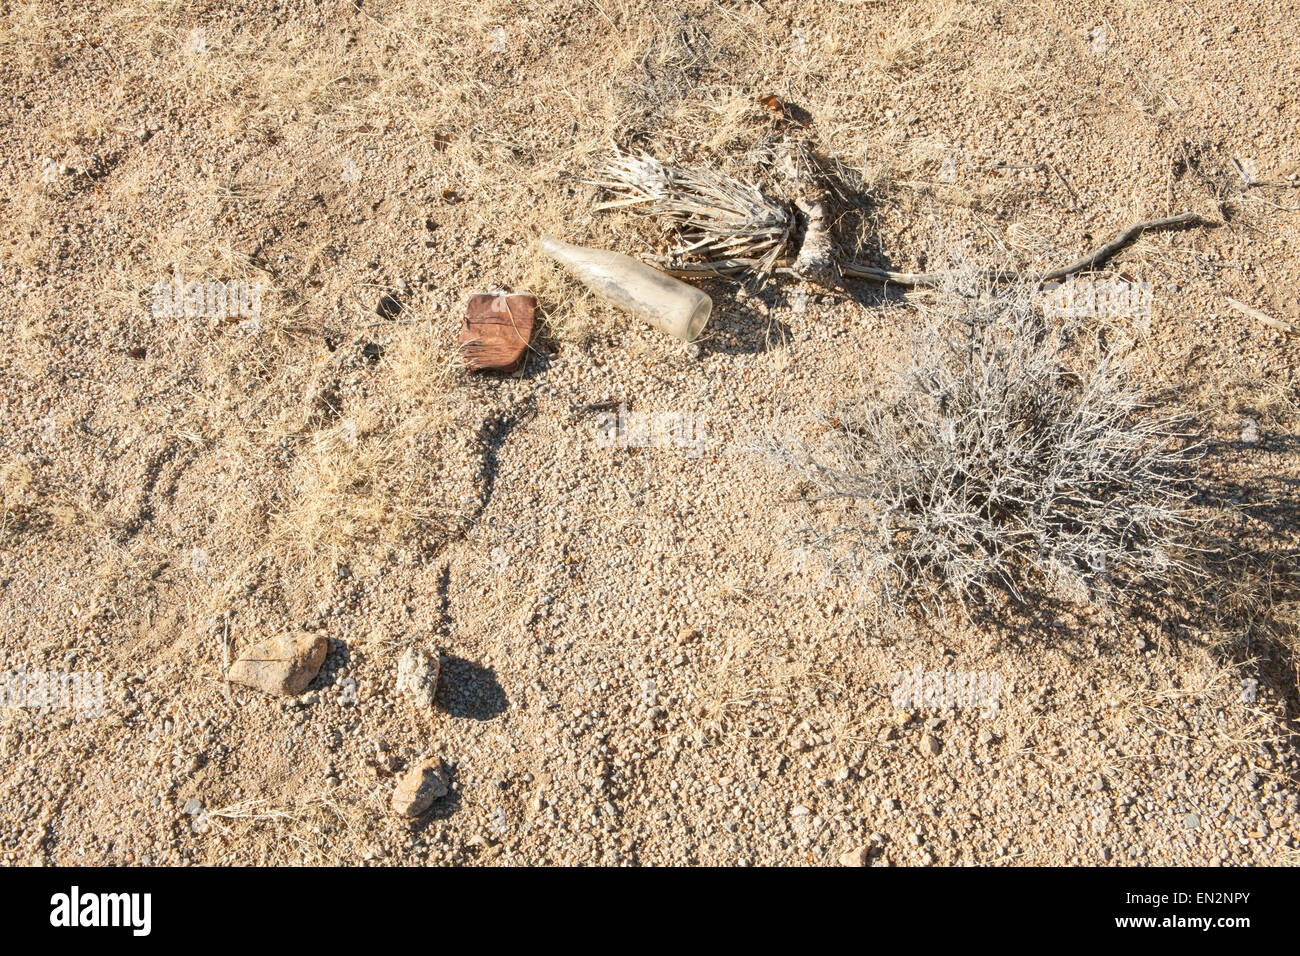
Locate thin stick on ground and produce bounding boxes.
[1225,297,1296,334]
[656,212,1215,288]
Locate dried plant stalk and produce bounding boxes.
[773,135,840,287]
[591,141,1211,292]
[590,147,793,281]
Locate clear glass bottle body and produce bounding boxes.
[541,236,711,342]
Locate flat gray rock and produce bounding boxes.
[396,645,440,712]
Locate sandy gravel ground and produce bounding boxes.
[1,0,1298,865]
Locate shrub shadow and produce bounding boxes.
[967,436,1300,741]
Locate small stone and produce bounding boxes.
[227,632,327,696]
[921,734,942,756]
[1240,417,1258,445]
[838,845,871,867]
[1241,678,1258,704]
[396,646,440,712]
[978,728,996,745]
[391,758,449,817]
[182,798,203,816]
[1183,812,1201,830]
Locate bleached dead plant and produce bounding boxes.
[589,112,1211,291]
[590,146,794,282]
[771,273,1204,614]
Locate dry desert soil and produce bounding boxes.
[1,0,1298,865]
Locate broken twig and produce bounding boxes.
[656,212,1214,290]
[1226,297,1295,334]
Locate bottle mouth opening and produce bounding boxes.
[685,299,711,342]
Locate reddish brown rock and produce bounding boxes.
[459,293,535,372]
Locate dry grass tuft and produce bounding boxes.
[270,389,464,566]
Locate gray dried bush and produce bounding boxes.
[776,277,1203,613]
[590,146,794,280]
